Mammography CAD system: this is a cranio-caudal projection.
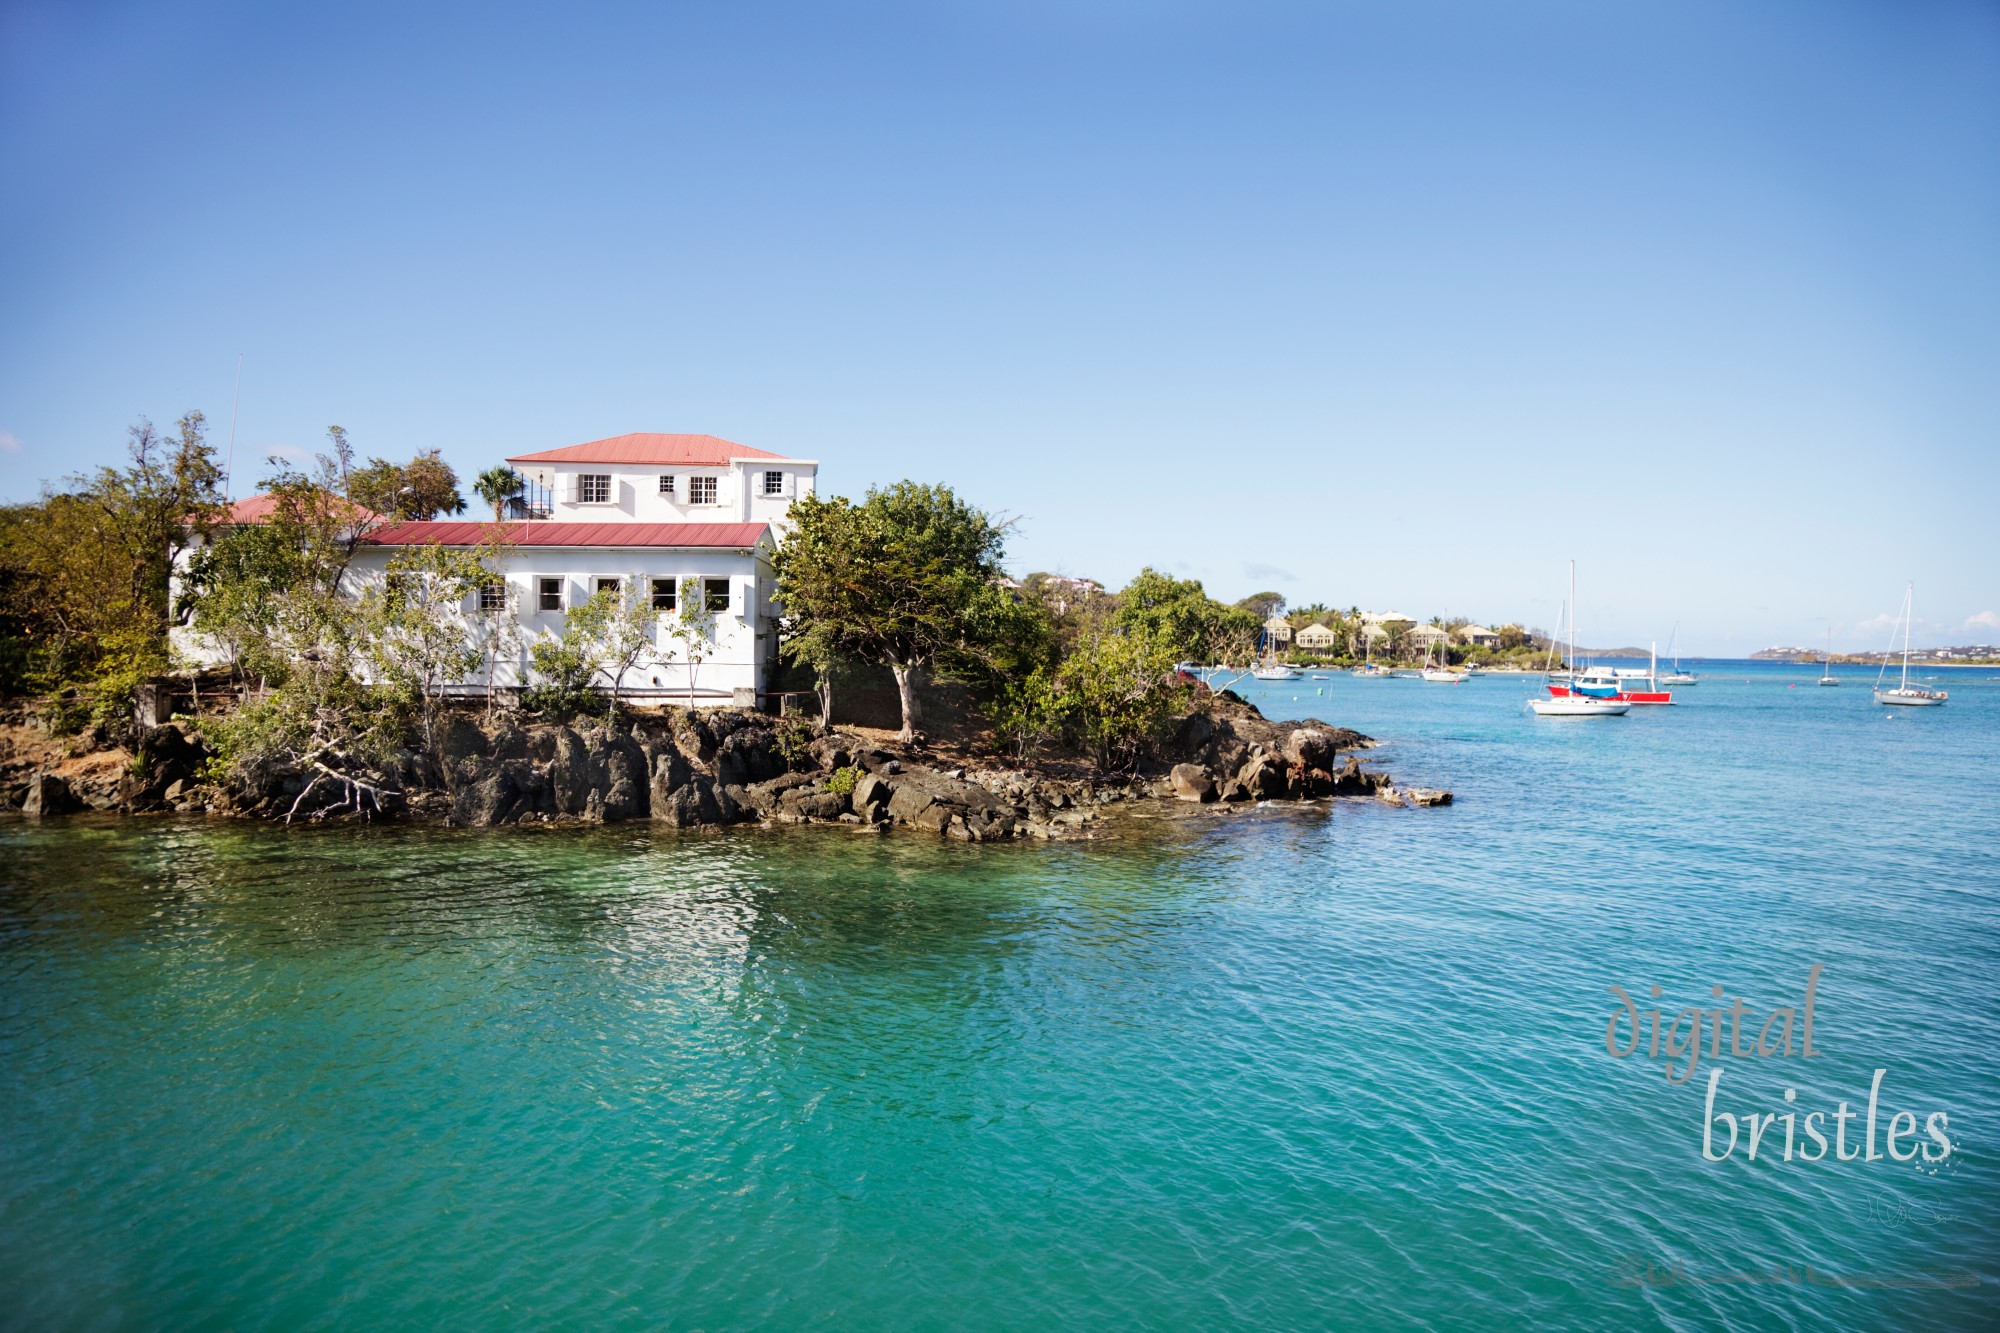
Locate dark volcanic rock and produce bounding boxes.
[778,786,849,821]
[600,733,651,821]
[851,770,892,818]
[1236,752,1295,800]
[1282,727,1340,773]
[1169,763,1216,803]
[737,772,819,817]
[653,774,739,827]
[453,760,543,826]
[715,728,786,787]
[548,727,593,815]
[439,716,489,764]
[22,773,81,818]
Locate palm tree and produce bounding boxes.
[473,466,523,521]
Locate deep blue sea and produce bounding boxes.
[2,660,1996,1331]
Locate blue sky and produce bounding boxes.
[2,0,1995,653]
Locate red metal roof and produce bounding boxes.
[223,494,280,524]
[504,433,791,466]
[217,492,382,526]
[366,520,769,549]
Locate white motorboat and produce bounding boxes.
[1530,561,1627,719]
[1873,583,1946,707]
[1252,664,1301,681]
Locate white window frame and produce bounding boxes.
[688,475,719,506]
[650,577,678,611]
[536,577,564,612]
[575,473,613,505]
[592,576,623,600]
[658,474,675,496]
[761,470,785,497]
[478,580,507,612]
[702,576,731,613]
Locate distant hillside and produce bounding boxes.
[1755,644,2000,664]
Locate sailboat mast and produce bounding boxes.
[1902,582,1913,690]
[1569,559,1577,672]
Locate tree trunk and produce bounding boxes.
[890,660,923,743]
[815,668,834,734]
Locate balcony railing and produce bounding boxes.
[504,478,555,520]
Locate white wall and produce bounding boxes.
[513,458,817,532]
[170,538,780,706]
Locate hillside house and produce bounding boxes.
[172,432,817,707]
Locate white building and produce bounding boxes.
[1458,624,1501,648]
[1293,622,1338,650]
[174,432,817,708]
[501,432,815,531]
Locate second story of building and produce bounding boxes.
[503,433,817,533]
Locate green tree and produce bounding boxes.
[659,575,720,710]
[180,428,385,685]
[1114,568,1258,664]
[473,466,524,521]
[1235,591,1286,620]
[1050,627,1188,771]
[774,482,1011,742]
[0,413,225,714]
[348,447,467,521]
[362,541,490,752]
[466,528,522,718]
[577,577,656,722]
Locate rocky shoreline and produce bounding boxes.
[3,690,1451,839]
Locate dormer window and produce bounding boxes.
[762,470,784,496]
[689,476,718,506]
[577,474,611,504]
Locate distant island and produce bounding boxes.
[1752,644,2000,665]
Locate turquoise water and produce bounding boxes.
[2,661,1996,1331]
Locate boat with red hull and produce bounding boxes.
[1546,653,1675,706]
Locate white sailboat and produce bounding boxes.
[1530,561,1629,717]
[1351,625,1389,677]
[1658,624,1697,686]
[1818,628,1838,686]
[1419,628,1465,682]
[1873,583,1947,707]
[1251,617,1300,680]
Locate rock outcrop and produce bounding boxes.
[4,686,1448,836]
[21,773,82,818]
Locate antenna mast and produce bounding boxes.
[224,355,243,500]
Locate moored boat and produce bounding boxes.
[1529,695,1631,717]
[1659,625,1698,685]
[1530,561,1628,720]
[1873,583,1947,707]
